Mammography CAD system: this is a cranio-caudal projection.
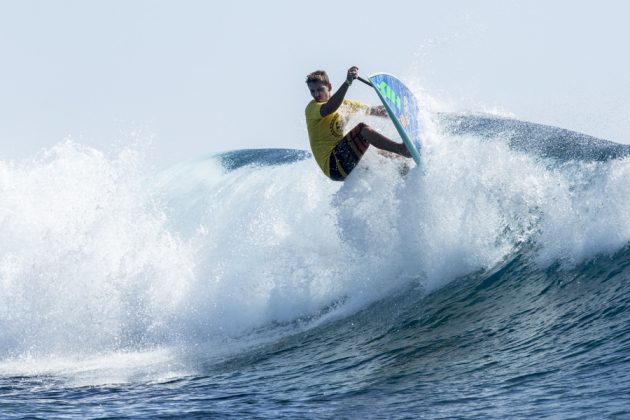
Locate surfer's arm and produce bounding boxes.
[320,66,359,118]
[320,81,350,117]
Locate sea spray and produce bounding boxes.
[0,141,195,357]
[1,117,629,375]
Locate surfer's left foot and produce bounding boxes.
[398,161,410,177]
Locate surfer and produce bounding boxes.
[305,66,411,181]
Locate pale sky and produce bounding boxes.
[2,0,629,166]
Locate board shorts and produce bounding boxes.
[328,123,369,181]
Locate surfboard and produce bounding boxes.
[366,73,422,165]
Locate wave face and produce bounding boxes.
[1,114,630,418]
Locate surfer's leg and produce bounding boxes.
[360,125,411,158]
[329,123,370,180]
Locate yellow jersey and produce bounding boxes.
[305,99,370,177]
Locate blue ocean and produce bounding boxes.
[1,112,630,418]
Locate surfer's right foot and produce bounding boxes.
[397,143,412,158]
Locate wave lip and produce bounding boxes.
[217,148,311,171]
[439,112,630,162]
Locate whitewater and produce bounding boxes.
[1,106,630,417]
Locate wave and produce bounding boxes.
[0,113,629,386]
[439,113,630,162]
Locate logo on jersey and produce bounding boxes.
[329,113,344,138]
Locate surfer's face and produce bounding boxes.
[307,81,331,102]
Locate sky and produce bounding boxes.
[1,0,629,167]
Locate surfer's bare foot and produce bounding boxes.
[397,143,412,158]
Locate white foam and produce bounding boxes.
[0,141,196,359]
[0,348,188,386]
[1,123,629,381]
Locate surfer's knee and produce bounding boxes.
[358,123,373,141]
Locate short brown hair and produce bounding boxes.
[306,70,329,85]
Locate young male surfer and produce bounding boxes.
[305,66,411,181]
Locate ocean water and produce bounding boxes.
[1,113,630,418]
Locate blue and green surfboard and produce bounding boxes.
[367,73,422,165]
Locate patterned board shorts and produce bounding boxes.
[328,123,369,181]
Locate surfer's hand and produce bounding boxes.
[370,105,387,117]
[346,66,359,84]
